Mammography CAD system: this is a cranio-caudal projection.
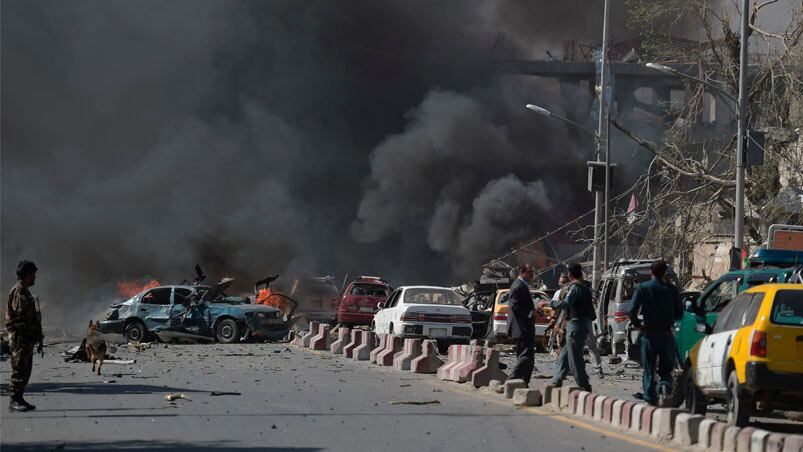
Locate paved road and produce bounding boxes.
[2,342,660,452]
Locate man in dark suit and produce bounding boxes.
[507,264,536,385]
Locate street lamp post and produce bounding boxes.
[645,0,750,259]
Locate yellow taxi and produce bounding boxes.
[683,283,803,426]
[491,288,552,349]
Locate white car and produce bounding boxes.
[372,286,473,342]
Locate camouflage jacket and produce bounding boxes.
[6,282,42,344]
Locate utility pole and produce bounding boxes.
[735,0,749,260]
[592,0,611,332]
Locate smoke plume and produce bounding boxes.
[2,0,626,333]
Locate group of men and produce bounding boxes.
[507,259,682,406]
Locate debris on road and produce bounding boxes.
[210,391,241,396]
[103,379,117,384]
[389,400,440,406]
[165,393,191,401]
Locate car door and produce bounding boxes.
[680,274,742,359]
[374,289,398,333]
[709,294,752,389]
[138,287,173,330]
[696,298,736,388]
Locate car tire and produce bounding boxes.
[215,318,240,344]
[727,370,752,427]
[124,320,148,343]
[684,368,707,415]
[662,368,686,408]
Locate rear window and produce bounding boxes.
[770,290,803,326]
[404,288,460,305]
[349,283,388,297]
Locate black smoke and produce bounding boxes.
[2,0,625,332]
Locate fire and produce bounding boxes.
[117,279,160,298]
[255,287,291,310]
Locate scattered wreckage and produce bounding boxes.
[100,277,293,344]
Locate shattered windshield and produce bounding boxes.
[349,283,388,297]
[404,288,461,305]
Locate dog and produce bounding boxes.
[86,320,107,376]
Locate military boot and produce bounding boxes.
[9,396,31,412]
[19,396,36,410]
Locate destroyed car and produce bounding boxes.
[372,286,472,352]
[100,278,291,343]
[288,276,340,325]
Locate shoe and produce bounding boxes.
[9,397,30,412]
[19,397,36,411]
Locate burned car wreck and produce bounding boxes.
[100,278,294,343]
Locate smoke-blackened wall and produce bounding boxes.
[2,0,624,333]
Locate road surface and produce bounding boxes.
[2,341,663,451]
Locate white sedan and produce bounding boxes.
[372,286,473,342]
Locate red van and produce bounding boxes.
[337,276,392,327]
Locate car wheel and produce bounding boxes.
[124,320,147,343]
[662,368,686,408]
[727,370,752,427]
[215,318,240,344]
[684,368,707,415]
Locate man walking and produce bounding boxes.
[628,260,682,406]
[552,273,604,379]
[6,260,43,412]
[549,263,595,392]
[507,264,536,385]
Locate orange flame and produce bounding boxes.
[255,288,291,310]
[117,279,160,298]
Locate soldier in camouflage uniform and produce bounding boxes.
[6,260,42,412]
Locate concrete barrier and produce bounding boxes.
[723,426,742,452]
[411,339,443,373]
[629,404,644,433]
[541,383,555,405]
[342,329,362,359]
[512,388,542,407]
[766,433,785,452]
[378,335,404,366]
[672,413,704,447]
[300,321,320,347]
[592,395,607,421]
[550,387,562,410]
[639,405,656,435]
[437,345,464,380]
[735,427,755,452]
[488,379,504,394]
[393,338,422,371]
[652,407,682,441]
[601,397,615,423]
[454,345,485,383]
[471,348,508,387]
[369,334,389,363]
[583,394,596,418]
[560,386,579,411]
[503,379,527,399]
[352,330,376,361]
[750,429,771,452]
[621,402,635,431]
[330,327,350,354]
[709,421,729,452]
[576,391,591,416]
[310,324,331,351]
[611,399,626,427]
[782,434,803,452]
[698,419,719,449]
[568,389,583,413]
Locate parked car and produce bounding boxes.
[682,283,803,426]
[372,286,472,351]
[337,276,392,327]
[675,249,803,362]
[489,288,552,348]
[100,278,290,343]
[598,259,679,355]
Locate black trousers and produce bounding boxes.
[510,330,535,385]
